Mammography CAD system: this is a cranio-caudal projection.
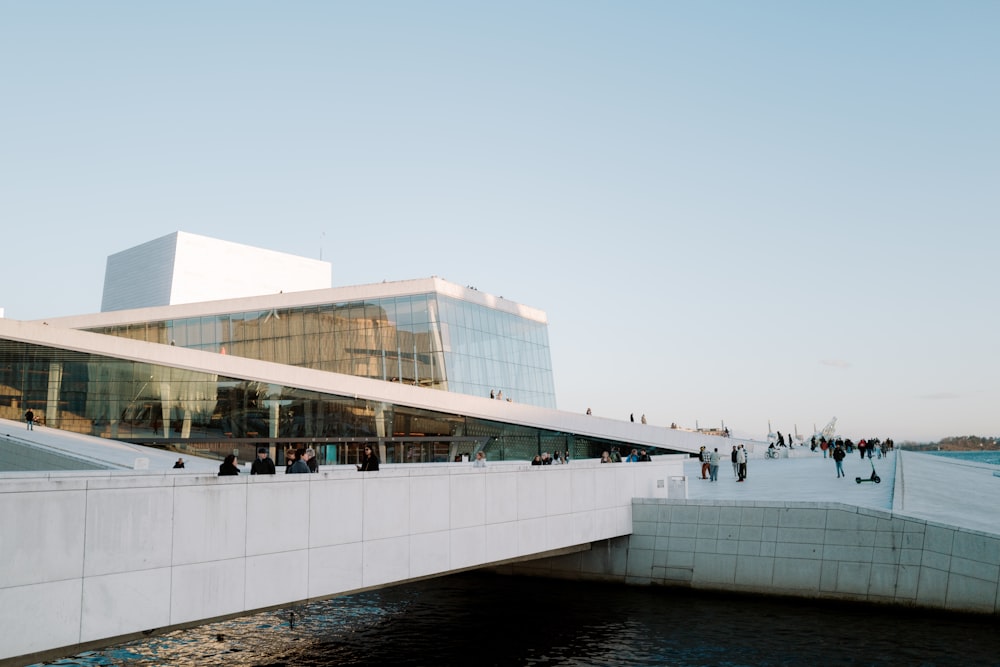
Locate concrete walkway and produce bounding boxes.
[683,446,1000,536]
[684,447,895,509]
[0,417,219,473]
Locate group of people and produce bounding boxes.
[699,445,748,482]
[215,444,381,475]
[811,435,894,460]
[600,447,652,463]
[489,389,513,403]
[532,450,570,465]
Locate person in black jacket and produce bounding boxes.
[251,447,276,475]
[218,454,240,476]
[833,444,847,478]
[357,445,380,471]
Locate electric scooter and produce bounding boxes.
[856,458,881,484]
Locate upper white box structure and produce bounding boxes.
[101,232,332,311]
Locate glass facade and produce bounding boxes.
[86,292,556,409]
[0,339,617,463]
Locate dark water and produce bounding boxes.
[37,573,1000,667]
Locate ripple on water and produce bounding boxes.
[34,573,1000,667]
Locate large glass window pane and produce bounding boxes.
[411,296,429,326]
[395,296,413,331]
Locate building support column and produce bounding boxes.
[46,362,63,428]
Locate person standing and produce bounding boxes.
[833,444,846,478]
[731,445,739,478]
[357,445,380,471]
[218,454,240,476]
[173,458,185,469]
[473,451,486,468]
[305,447,318,472]
[699,446,710,479]
[736,445,747,482]
[641,414,647,424]
[25,409,34,430]
[709,447,720,482]
[251,447,276,475]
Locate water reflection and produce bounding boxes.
[37,573,1000,667]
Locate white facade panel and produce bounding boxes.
[101,232,331,311]
[101,234,177,312]
[170,232,331,306]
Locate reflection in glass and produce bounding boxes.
[88,291,556,408]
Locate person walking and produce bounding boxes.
[357,445,380,471]
[284,448,298,473]
[287,450,311,473]
[833,444,846,478]
[218,454,240,476]
[251,447,276,474]
[709,448,720,482]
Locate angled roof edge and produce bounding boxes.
[38,276,548,329]
[0,318,714,455]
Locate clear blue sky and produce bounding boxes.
[1,2,997,443]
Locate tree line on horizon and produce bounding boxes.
[899,435,999,451]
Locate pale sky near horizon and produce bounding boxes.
[1,2,997,443]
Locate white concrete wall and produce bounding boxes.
[0,458,683,663]
[513,499,1000,615]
